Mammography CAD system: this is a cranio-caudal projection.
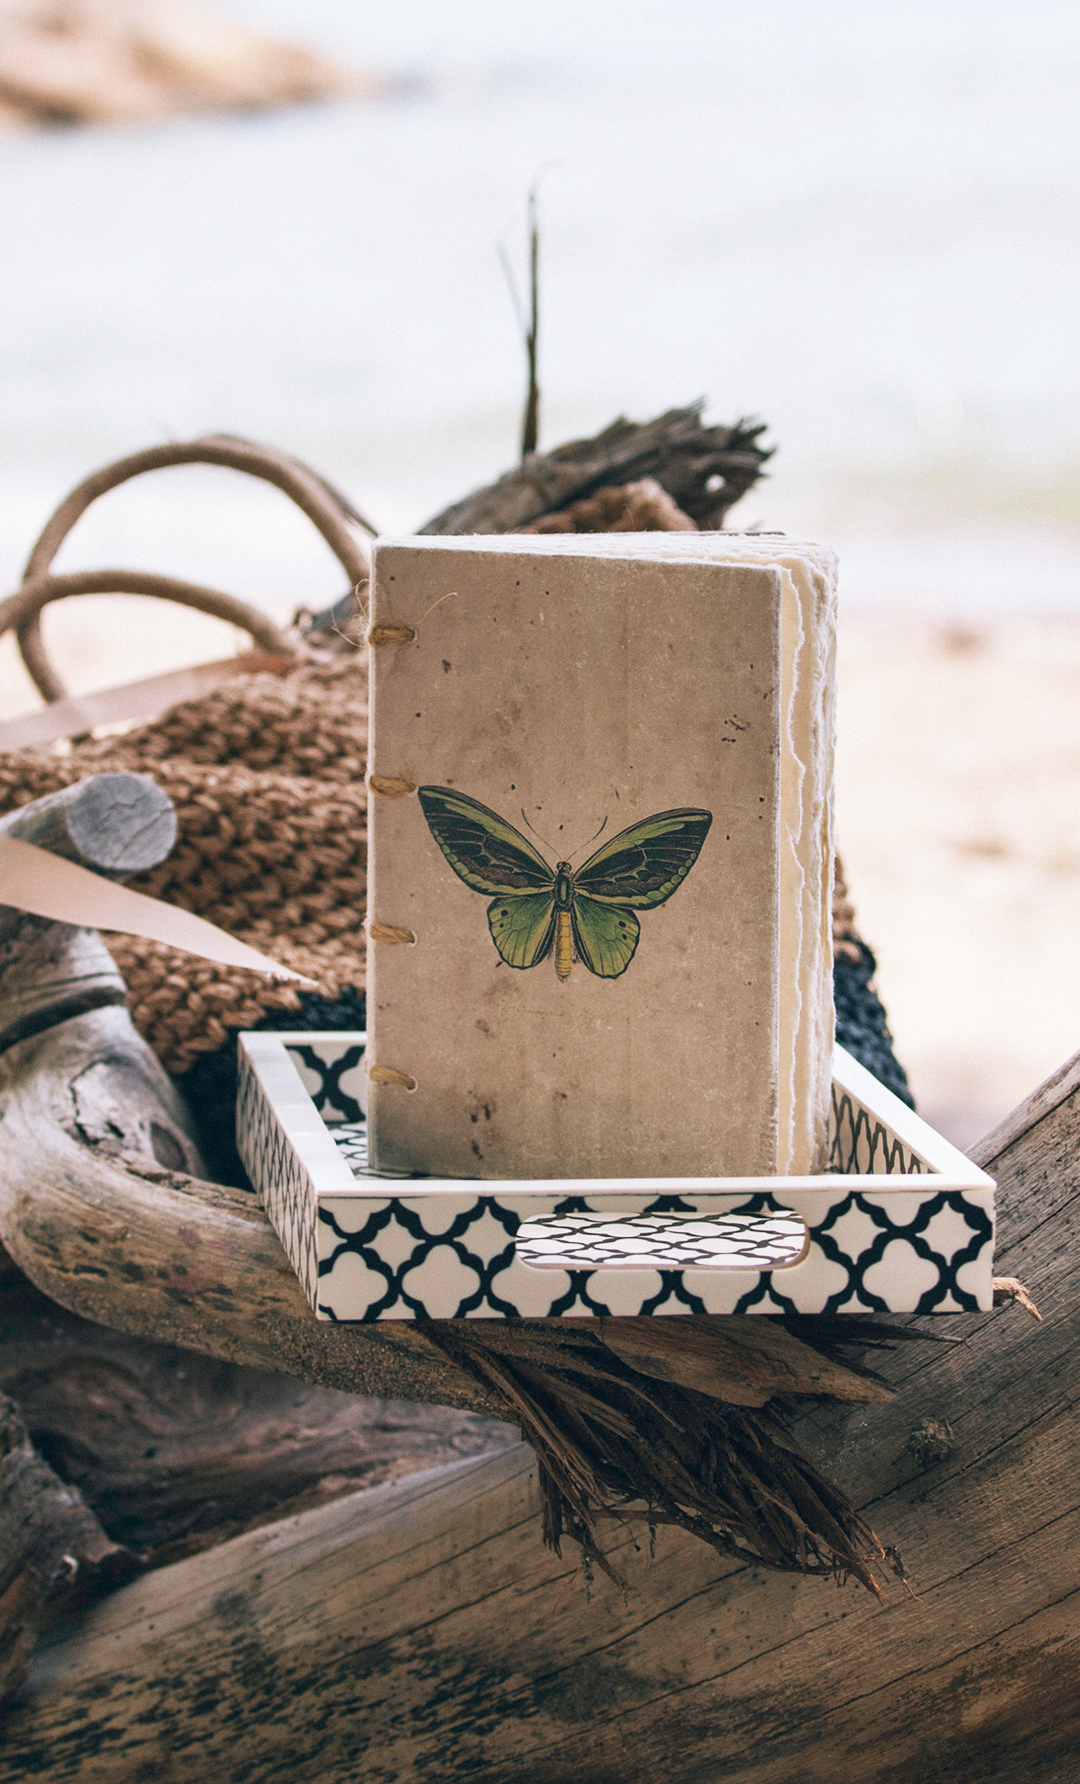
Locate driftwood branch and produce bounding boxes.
[419,402,772,536]
[0,1003,886,1426]
[0,1388,135,1713]
[0,1269,511,1565]
[0,775,507,1418]
[2,1051,1072,1780]
[0,1009,505,1421]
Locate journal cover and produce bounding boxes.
[366,534,835,1180]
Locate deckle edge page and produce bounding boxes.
[367,537,787,1181]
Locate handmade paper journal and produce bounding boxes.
[367,533,837,1180]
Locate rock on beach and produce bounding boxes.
[0,0,377,128]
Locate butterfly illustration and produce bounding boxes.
[417,786,712,981]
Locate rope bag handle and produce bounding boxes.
[1,435,376,704]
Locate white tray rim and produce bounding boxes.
[237,1031,993,1202]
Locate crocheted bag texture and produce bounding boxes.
[0,657,368,1074]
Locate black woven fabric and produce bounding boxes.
[833,941,914,1108]
[179,986,368,1188]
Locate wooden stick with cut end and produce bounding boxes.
[0,773,179,1056]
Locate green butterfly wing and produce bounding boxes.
[419,787,711,980]
[487,892,558,969]
[417,786,554,896]
[571,897,640,978]
[574,808,712,909]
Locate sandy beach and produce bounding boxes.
[836,610,1080,1147]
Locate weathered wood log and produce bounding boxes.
[0,1268,511,1563]
[0,1054,1068,1782]
[419,403,772,535]
[0,1388,134,1714]
[0,760,1065,1776]
[0,1007,895,1433]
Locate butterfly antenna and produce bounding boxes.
[521,809,556,855]
[567,815,608,863]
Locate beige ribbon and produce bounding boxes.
[0,834,313,983]
[0,650,295,752]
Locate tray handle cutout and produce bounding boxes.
[515,1208,809,1272]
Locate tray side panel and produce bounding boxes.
[236,1033,996,1321]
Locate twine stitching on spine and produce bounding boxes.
[367,623,416,646]
[368,775,417,798]
[369,923,416,945]
[368,1065,418,1090]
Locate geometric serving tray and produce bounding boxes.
[237,1033,995,1322]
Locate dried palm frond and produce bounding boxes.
[425,1314,927,1598]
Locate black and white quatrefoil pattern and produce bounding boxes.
[236,1034,995,1323]
[237,1049,321,1304]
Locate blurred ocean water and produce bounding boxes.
[0,0,1079,704]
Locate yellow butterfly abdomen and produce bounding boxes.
[555,910,574,981]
